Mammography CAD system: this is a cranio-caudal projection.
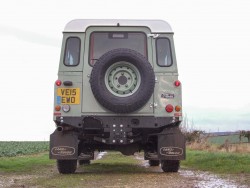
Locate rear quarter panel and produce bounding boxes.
[154,73,182,118]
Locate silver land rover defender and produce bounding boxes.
[50,19,185,174]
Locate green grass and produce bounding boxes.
[31,152,149,188]
[182,149,250,174]
[83,152,145,173]
[1,150,249,187]
[0,141,49,157]
[0,152,54,173]
[1,141,249,187]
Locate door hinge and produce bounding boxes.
[150,103,158,108]
[147,34,160,39]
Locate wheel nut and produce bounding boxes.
[125,84,128,87]
[117,85,120,87]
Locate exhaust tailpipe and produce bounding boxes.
[57,126,63,132]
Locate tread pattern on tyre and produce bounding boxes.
[57,160,77,174]
[90,48,155,113]
[161,160,180,172]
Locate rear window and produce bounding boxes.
[89,32,147,65]
[156,38,172,67]
[64,37,81,66]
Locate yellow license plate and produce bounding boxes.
[57,88,80,104]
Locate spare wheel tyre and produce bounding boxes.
[90,48,155,113]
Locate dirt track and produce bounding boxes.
[0,152,249,188]
[135,154,249,188]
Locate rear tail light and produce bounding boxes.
[174,80,181,87]
[175,105,181,112]
[166,104,182,113]
[55,105,61,111]
[165,104,174,113]
[55,80,62,86]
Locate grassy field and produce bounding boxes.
[1,141,249,175]
[0,152,154,188]
[1,141,249,174]
[38,152,149,188]
[182,149,250,174]
[0,142,250,187]
[0,150,249,187]
[0,152,54,173]
[0,141,49,157]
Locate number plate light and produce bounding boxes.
[62,105,70,112]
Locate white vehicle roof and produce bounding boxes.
[64,19,173,33]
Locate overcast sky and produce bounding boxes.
[1,0,250,140]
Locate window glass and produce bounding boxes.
[89,32,147,65]
[156,38,172,66]
[64,37,81,66]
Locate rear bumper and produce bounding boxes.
[54,115,181,129]
[49,125,186,160]
[54,115,182,146]
[51,115,185,160]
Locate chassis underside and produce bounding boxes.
[50,115,185,161]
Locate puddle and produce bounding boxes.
[134,154,249,188]
[134,153,150,168]
[180,170,248,188]
[95,152,107,160]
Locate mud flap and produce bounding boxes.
[50,130,78,160]
[157,127,186,160]
[144,151,158,160]
[78,152,94,160]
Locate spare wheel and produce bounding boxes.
[90,48,155,113]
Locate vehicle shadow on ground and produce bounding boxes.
[76,162,163,175]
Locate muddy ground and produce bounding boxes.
[0,152,249,188]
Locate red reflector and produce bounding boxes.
[174,80,181,87]
[54,112,61,116]
[174,113,182,117]
[55,80,62,86]
[165,104,174,113]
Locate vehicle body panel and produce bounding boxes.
[50,20,185,173]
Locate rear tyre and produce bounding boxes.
[149,160,160,166]
[57,160,77,174]
[78,160,91,165]
[161,160,180,172]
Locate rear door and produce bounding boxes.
[81,26,155,115]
